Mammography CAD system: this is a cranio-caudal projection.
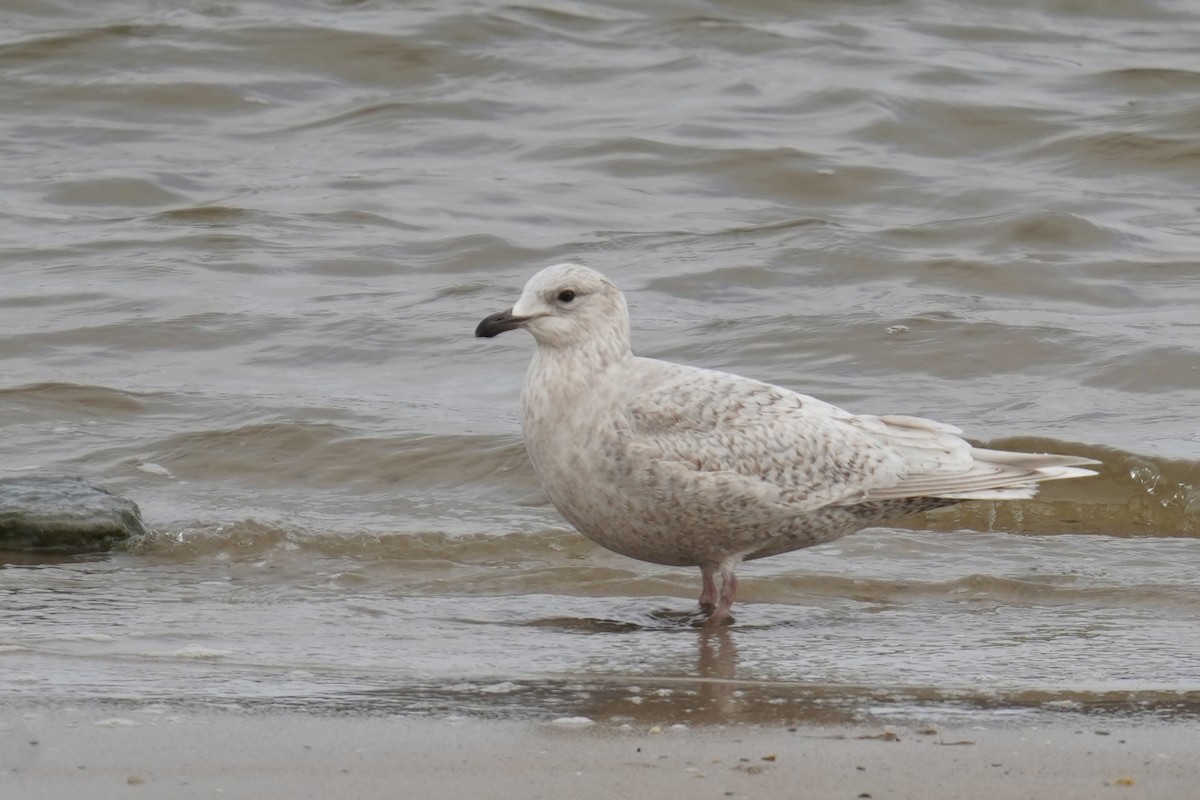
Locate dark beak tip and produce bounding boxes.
[475,309,521,338]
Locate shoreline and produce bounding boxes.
[5,702,1196,799]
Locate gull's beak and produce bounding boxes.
[475,308,530,338]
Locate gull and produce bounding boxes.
[475,263,1099,624]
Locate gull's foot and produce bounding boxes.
[649,607,712,628]
[668,603,735,628]
[696,604,729,628]
[699,609,734,628]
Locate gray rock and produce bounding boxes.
[0,476,145,553]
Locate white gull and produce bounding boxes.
[475,263,1099,624]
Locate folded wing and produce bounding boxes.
[611,360,1098,514]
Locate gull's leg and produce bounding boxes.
[706,558,740,626]
[698,565,718,614]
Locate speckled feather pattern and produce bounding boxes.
[491,263,1098,575]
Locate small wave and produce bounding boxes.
[1073,67,1200,96]
[260,100,500,137]
[0,24,164,65]
[134,424,536,494]
[0,381,157,414]
[45,175,187,208]
[885,210,1123,253]
[151,206,258,225]
[1031,129,1200,177]
[147,645,232,659]
[129,521,589,562]
[905,438,1200,538]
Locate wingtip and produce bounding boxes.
[1034,465,1101,481]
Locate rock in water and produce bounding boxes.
[0,476,146,552]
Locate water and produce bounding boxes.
[2,0,1199,726]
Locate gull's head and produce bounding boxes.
[475,263,630,351]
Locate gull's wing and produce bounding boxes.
[604,359,1096,514]
[605,360,906,514]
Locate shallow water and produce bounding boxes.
[2,0,1199,726]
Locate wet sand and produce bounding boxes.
[5,704,1196,799]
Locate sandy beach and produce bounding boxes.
[5,703,1197,800]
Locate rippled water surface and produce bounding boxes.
[2,0,1199,725]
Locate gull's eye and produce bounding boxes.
[557,289,576,303]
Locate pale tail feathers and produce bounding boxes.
[854,415,1100,503]
[924,453,1100,500]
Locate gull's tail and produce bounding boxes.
[857,414,1101,502]
[917,448,1100,500]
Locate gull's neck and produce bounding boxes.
[521,329,631,432]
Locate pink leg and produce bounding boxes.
[698,566,717,613]
[706,560,740,626]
